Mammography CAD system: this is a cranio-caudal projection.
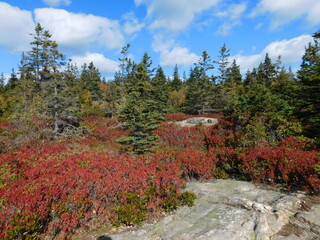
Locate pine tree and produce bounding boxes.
[221,60,243,117]
[257,53,277,87]
[80,62,103,102]
[21,23,79,136]
[296,32,320,138]
[117,56,163,155]
[6,69,19,90]
[141,52,155,77]
[170,64,182,91]
[215,43,230,83]
[151,66,169,114]
[225,60,242,84]
[0,73,4,93]
[185,51,214,114]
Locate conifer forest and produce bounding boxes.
[0,25,319,239]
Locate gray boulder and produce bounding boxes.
[175,117,218,127]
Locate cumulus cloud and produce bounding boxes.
[160,47,200,66]
[122,12,145,35]
[215,2,247,35]
[136,0,220,31]
[233,35,313,73]
[42,0,71,7]
[251,0,320,29]
[152,34,199,66]
[34,8,124,52]
[71,52,119,74]
[0,2,34,52]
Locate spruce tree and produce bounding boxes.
[170,64,182,91]
[185,51,214,114]
[22,23,79,136]
[80,62,103,102]
[296,32,320,138]
[0,73,4,93]
[151,66,169,114]
[117,56,162,155]
[215,43,230,83]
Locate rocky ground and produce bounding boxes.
[94,179,320,240]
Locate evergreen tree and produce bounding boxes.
[256,53,277,87]
[118,43,132,86]
[221,60,243,118]
[0,73,4,93]
[151,66,169,114]
[62,62,81,118]
[185,51,214,114]
[141,52,155,77]
[21,23,79,136]
[170,64,182,91]
[6,69,19,90]
[296,32,320,138]
[117,55,162,155]
[215,43,230,83]
[80,62,103,102]
[225,59,242,84]
[0,73,6,118]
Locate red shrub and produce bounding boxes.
[154,123,207,149]
[0,140,185,239]
[176,148,215,179]
[240,137,320,192]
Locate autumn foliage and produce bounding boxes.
[0,114,319,239]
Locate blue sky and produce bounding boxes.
[0,0,319,81]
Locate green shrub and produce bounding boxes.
[113,203,146,226]
[179,191,196,207]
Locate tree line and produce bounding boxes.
[0,24,319,153]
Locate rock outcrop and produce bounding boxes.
[108,180,320,240]
[175,117,218,127]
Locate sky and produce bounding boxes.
[0,0,319,81]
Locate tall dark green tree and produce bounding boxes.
[215,43,230,83]
[117,43,132,86]
[0,73,4,93]
[225,59,242,84]
[256,53,277,87]
[221,60,244,118]
[80,62,103,102]
[296,32,320,138]
[151,66,169,114]
[185,51,214,114]
[6,69,19,90]
[22,23,79,136]
[170,64,182,91]
[117,55,163,155]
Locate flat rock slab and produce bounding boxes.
[108,180,320,240]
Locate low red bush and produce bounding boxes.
[240,137,320,192]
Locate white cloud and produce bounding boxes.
[152,34,199,66]
[134,0,145,6]
[71,52,119,74]
[122,12,145,35]
[160,47,200,66]
[215,2,247,35]
[0,2,34,52]
[42,0,71,7]
[251,0,320,29]
[34,8,124,52]
[216,2,247,21]
[263,35,312,63]
[233,35,313,73]
[137,0,220,31]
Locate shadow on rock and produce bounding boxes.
[97,236,112,240]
